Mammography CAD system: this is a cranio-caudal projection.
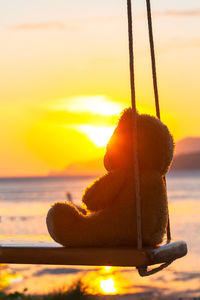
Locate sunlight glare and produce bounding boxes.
[82,267,140,295]
[78,125,115,147]
[0,271,23,290]
[55,95,123,116]
[104,266,111,271]
[100,278,117,294]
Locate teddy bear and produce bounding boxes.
[46,108,174,247]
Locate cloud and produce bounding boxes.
[33,268,80,276]
[33,267,98,277]
[8,21,74,31]
[7,15,123,32]
[55,96,123,117]
[44,110,117,127]
[156,9,200,18]
[159,38,200,54]
[138,37,200,57]
[74,15,123,24]
[6,9,200,32]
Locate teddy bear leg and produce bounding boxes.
[47,202,135,247]
[46,202,88,246]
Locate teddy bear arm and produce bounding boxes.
[82,169,127,212]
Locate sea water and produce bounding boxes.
[0,172,200,297]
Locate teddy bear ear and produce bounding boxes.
[137,114,174,175]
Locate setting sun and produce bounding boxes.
[104,266,112,271]
[78,125,115,147]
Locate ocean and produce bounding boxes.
[0,171,200,297]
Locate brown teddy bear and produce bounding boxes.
[46,108,174,247]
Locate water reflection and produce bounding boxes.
[0,265,23,290]
[100,278,116,294]
[82,267,139,295]
[4,263,200,298]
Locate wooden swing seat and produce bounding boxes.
[0,235,187,267]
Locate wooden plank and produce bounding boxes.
[0,236,187,267]
[0,246,149,267]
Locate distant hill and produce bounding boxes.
[49,158,104,177]
[49,137,200,176]
[175,137,200,155]
[171,151,200,171]
[171,137,200,171]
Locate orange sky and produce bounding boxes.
[0,1,200,177]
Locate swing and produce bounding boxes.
[0,0,187,276]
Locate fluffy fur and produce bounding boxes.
[46,108,174,247]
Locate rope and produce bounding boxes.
[127,0,143,250]
[137,261,172,277]
[127,0,171,252]
[146,0,160,119]
[145,0,171,242]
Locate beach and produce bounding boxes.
[0,171,200,298]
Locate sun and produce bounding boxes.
[78,125,115,147]
[55,95,122,148]
[100,278,117,294]
[104,266,111,271]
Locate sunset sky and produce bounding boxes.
[0,0,200,177]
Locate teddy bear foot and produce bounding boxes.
[46,202,86,246]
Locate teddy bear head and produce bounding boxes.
[104,108,174,175]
